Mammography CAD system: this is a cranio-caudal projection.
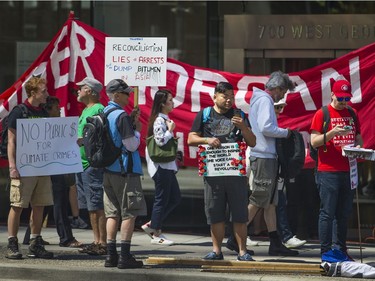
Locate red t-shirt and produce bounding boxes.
[310,105,360,172]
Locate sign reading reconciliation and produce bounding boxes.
[105,37,167,86]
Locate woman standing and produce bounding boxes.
[142,89,181,246]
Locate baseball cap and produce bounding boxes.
[332,80,352,98]
[106,79,133,94]
[76,77,103,94]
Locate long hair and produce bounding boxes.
[147,89,171,137]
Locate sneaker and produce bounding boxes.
[70,217,88,229]
[78,242,97,254]
[141,223,157,239]
[237,252,254,261]
[117,254,143,269]
[283,236,306,249]
[321,249,354,263]
[23,237,50,245]
[202,251,224,260]
[27,236,54,259]
[269,242,299,257]
[104,253,119,267]
[6,237,22,259]
[246,237,259,247]
[151,234,174,246]
[86,243,107,255]
[226,238,255,256]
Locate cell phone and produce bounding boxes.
[233,108,241,117]
[343,125,353,130]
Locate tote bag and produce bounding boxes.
[146,135,178,163]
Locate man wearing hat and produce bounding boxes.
[310,79,363,262]
[75,77,107,255]
[102,79,146,269]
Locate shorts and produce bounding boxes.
[75,167,104,211]
[248,157,278,208]
[103,173,147,220]
[203,176,248,224]
[10,176,53,208]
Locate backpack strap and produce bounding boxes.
[322,106,330,152]
[18,104,29,118]
[104,107,121,117]
[202,107,212,123]
[346,106,359,133]
[103,106,126,175]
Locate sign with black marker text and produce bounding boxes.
[16,117,82,176]
[197,142,247,177]
[105,37,167,86]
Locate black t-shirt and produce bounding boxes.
[190,107,250,143]
[8,101,48,130]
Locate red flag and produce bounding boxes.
[1,13,375,168]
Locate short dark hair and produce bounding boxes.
[43,96,59,111]
[215,82,233,94]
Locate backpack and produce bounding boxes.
[0,104,29,159]
[309,105,357,162]
[276,130,305,179]
[82,108,122,168]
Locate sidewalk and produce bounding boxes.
[0,225,374,281]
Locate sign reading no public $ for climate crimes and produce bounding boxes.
[16,117,82,177]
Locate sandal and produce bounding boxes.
[60,239,83,248]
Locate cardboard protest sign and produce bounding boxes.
[197,142,247,177]
[105,37,167,86]
[16,117,82,176]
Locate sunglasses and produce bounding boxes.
[337,97,351,102]
[274,105,285,110]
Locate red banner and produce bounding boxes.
[1,13,375,168]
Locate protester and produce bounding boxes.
[6,76,54,259]
[75,77,107,255]
[247,71,298,256]
[42,96,83,247]
[273,100,306,249]
[69,184,88,229]
[103,79,147,269]
[142,89,181,246]
[187,81,257,261]
[310,79,363,262]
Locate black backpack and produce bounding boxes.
[276,130,306,180]
[309,105,357,162]
[0,104,29,159]
[82,108,122,168]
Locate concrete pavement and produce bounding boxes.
[0,225,374,280]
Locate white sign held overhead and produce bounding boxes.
[16,117,83,177]
[105,37,167,86]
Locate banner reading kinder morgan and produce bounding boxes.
[1,12,375,168]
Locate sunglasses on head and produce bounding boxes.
[274,105,284,110]
[337,97,351,102]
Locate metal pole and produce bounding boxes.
[355,187,363,263]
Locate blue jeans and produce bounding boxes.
[276,189,293,243]
[76,167,104,211]
[150,167,181,230]
[316,172,354,254]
